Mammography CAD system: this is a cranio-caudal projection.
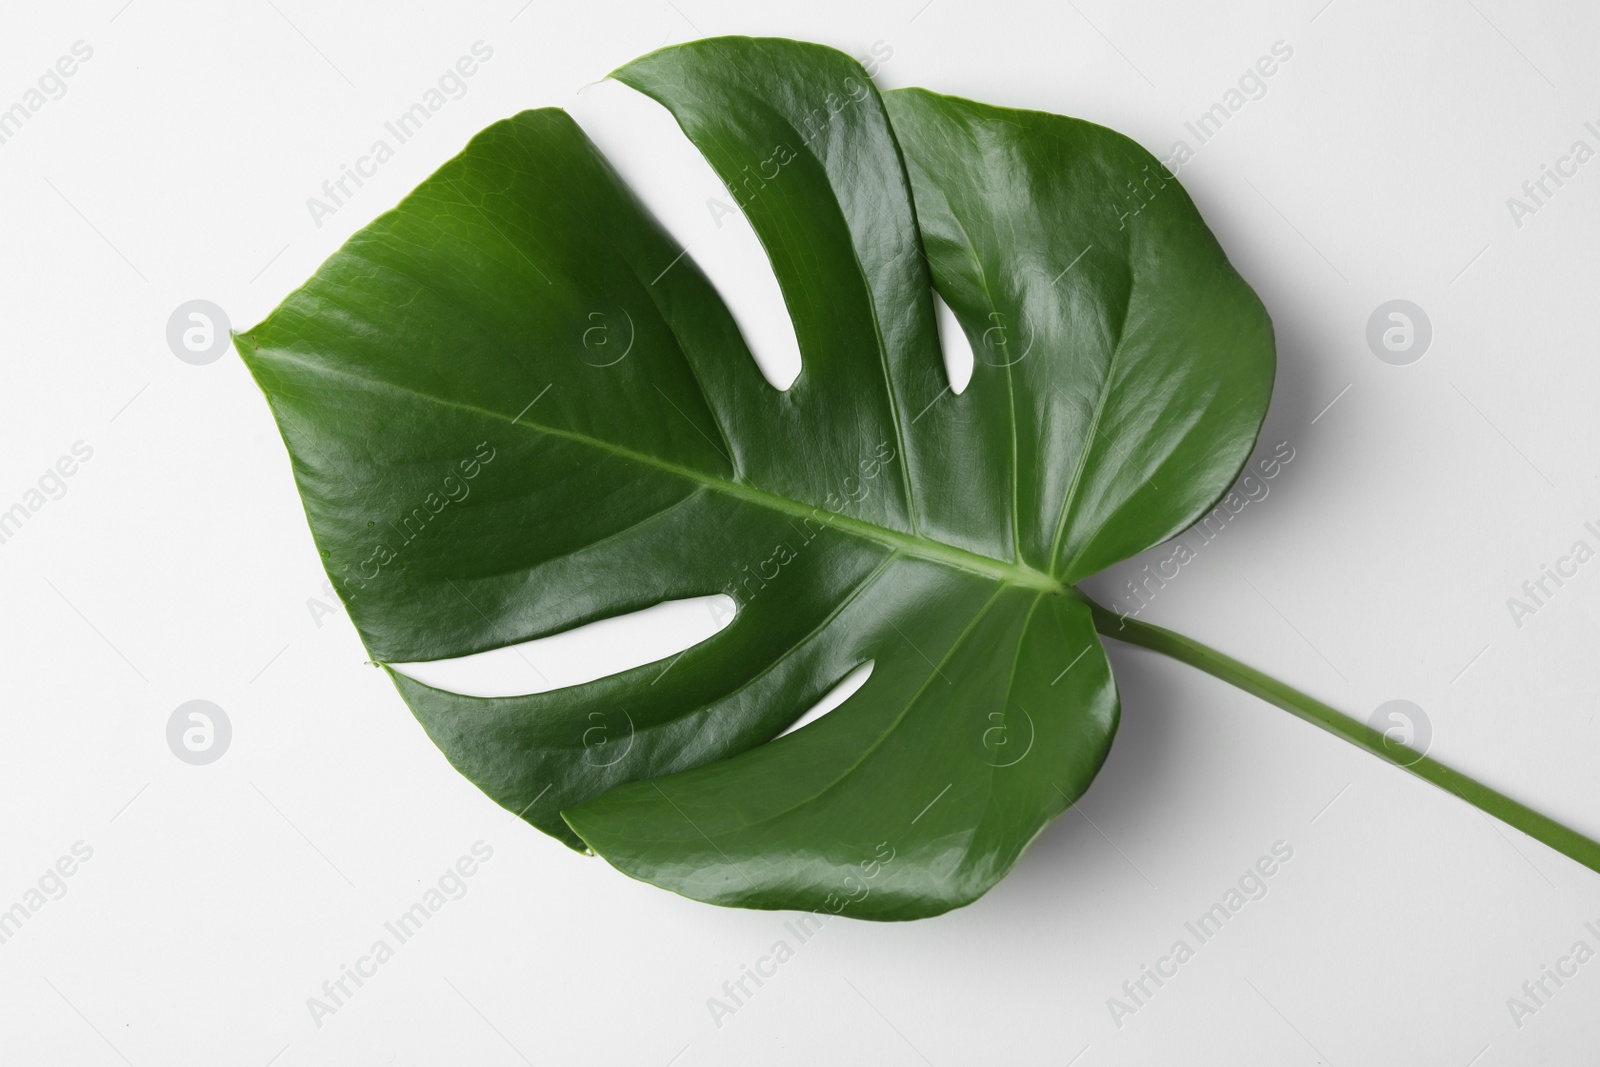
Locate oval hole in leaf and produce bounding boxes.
[775,660,875,739]
[390,595,736,698]
[571,79,801,390]
[933,289,973,395]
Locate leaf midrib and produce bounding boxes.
[249,344,1064,594]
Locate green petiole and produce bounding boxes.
[1072,587,1600,877]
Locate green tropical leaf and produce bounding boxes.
[235,35,1273,919]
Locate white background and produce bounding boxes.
[3,0,1599,1063]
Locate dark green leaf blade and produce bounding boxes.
[235,105,906,846]
[566,578,1116,919]
[234,91,1079,864]
[237,36,1273,918]
[564,48,1270,914]
[613,37,1029,566]
[882,87,1276,582]
[237,108,759,665]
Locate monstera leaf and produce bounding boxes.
[236,36,1274,919]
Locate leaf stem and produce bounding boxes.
[1074,589,1600,877]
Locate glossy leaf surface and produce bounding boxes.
[237,37,1273,919]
